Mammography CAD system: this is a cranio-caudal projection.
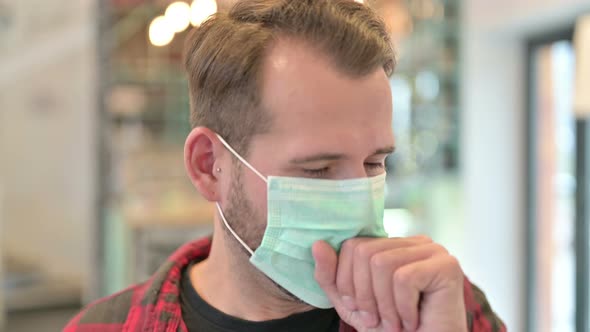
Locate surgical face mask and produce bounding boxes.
[215,134,388,308]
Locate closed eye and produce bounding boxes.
[365,162,385,170]
[303,167,329,178]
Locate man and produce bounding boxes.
[65,0,505,331]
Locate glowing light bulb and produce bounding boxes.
[165,1,192,33]
[149,15,174,47]
[191,0,218,27]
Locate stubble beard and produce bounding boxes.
[222,164,306,306]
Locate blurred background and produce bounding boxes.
[0,0,589,331]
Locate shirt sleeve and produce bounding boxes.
[463,277,507,332]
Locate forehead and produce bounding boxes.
[258,38,393,145]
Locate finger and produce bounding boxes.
[314,241,369,328]
[370,243,442,332]
[349,237,436,329]
[337,236,432,308]
[371,246,434,331]
[312,240,340,301]
[395,235,434,245]
[351,239,394,328]
[336,238,365,309]
[393,254,464,331]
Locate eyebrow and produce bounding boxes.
[289,146,396,164]
[373,146,396,155]
[290,153,345,164]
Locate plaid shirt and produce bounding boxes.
[64,237,506,332]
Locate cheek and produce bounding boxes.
[242,171,269,219]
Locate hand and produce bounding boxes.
[313,236,468,332]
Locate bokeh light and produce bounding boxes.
[165,1,192,33]
[191,0,218,27]
[149,15,175,47]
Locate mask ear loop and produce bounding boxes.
[214,134,267,256]
[216,203,254,255]
[215,134,268,183]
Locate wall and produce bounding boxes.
[461,0,590,331]
[0,0,97,291]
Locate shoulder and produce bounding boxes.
[63,284,143,332]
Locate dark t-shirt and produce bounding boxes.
[180,264,341,332]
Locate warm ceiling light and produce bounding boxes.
[149,15,174,47]
[165,1,192,33]
[190,0,218,27]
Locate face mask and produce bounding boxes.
[215,134,388,309]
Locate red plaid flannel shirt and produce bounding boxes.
[64,237,506,332]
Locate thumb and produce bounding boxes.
[312,240,339,294]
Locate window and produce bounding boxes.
[526,28,590,332]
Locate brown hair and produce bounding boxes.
[183,0,395,155]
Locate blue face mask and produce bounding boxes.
[215,135,388,308]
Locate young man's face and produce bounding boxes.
[221,38,395,252]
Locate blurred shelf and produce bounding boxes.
[124,203,215,228]
[5,279,80,312]
[4,257,81,312]
[6,307,80,332]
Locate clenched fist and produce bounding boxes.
[313,236,468,332]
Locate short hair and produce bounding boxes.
[184,0,395,155]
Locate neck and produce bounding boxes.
[190,219,313,321]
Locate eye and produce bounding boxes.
[303,167,329,178]
[365,162,385,170]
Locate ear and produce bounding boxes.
[184,127,224,202]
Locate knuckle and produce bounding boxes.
[446,255,463,274]
[375,300,397,321]
[343,311,356,326]
[356,294,374,304]
[390,322,403,332]
[430,243,449,254]
[354,242,372,260]
[414,235,433,243]
[442,255,464,286]
[370,252,390,270]
[355,296,376,310]
[393,269,411,286]
[447,254,460,266]
[341,238,358,253]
